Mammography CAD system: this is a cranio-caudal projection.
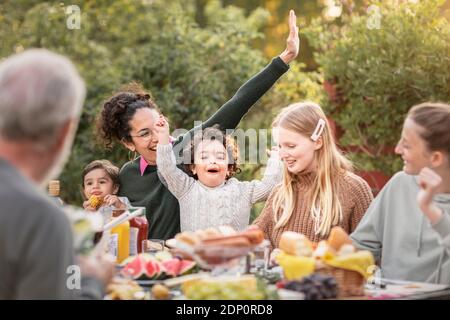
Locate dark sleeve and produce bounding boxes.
[79,277,105,300]
[173,57,289,153]
[16,201,104,300]
[16,203,77,299]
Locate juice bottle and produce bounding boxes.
[108,211,130,263]
[129,216,149,255]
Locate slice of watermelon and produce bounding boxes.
[161,258,182,277]
[145,259,164,280]
[161,258,196,277]
[121,255,147,280]
[179,260,196,275]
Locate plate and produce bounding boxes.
[165,238,176,248]
[135,279,164,287]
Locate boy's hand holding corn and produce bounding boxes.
[155,114,170,145]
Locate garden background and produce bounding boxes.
[1,0,449,220]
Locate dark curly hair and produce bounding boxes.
[184,126,241,180]
[96,82,159,149]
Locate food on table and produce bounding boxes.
[162,258,197,277]
[154,250,173,261]
[276,229,375,298]
[175,232,200,246]
[217,225,237,236]
[279,231,314,257]
[121,252,197,280]
[278,274,338,300]
[201,235,252,247]
[106,277,148,300]
[337,243,356,256]
[182,275,269,300]
[88,195,104,210]
[312,240,333,259]
[175,226,264,247]
[151,284,170,300]
[173,226,265,267]
[327,226,353,251]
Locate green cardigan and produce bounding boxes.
[118,57,289,240]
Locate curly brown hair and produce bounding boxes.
[96,82,159,149]
[183,126,241,180]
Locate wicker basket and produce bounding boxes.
[316,264,365,297]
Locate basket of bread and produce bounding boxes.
[276,227,375,297]
[172,225,265,269]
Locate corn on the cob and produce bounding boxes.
[88,195,103,210]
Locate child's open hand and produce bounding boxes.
[279,10,300,65]
[417,167,443,225]
[155,114,170,145]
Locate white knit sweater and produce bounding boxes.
[156,144,282,232]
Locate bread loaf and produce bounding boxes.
[279,231,314,257]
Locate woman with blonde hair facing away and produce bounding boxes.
[253,102,373,248]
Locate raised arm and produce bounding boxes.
[174,10,300,153]
[245,149,283,204]
[155,116,195,199]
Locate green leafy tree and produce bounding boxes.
[303,0,450,175]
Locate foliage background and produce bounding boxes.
[1,0,449,221]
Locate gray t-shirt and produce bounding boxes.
[0,158,103,299]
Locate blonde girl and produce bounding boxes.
[254,102,373,248]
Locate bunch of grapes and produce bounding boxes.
[282,274,338,300]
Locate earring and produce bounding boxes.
[128,150,138,162]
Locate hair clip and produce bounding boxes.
[310,119,326,142]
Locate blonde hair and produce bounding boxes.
[272,102,353,237]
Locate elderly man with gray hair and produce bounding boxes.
[0,49,114,299]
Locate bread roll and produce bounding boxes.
[218,225,237,236]
[241,229,264,245]
[175,232,200,246]
[201,235,251,247]
[196,228,221,240]
[279,231,313,257]
[327,226,352,251]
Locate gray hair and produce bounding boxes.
[0,49,85,146]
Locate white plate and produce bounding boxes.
[165,238,176,248]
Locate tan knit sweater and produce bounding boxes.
[253,171,374,249]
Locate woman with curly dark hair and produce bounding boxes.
[97,11,299,240]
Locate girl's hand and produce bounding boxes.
[279,10,300,65]
[103,195,127,210]
[417,167,443,225]
[154,114,170,145]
